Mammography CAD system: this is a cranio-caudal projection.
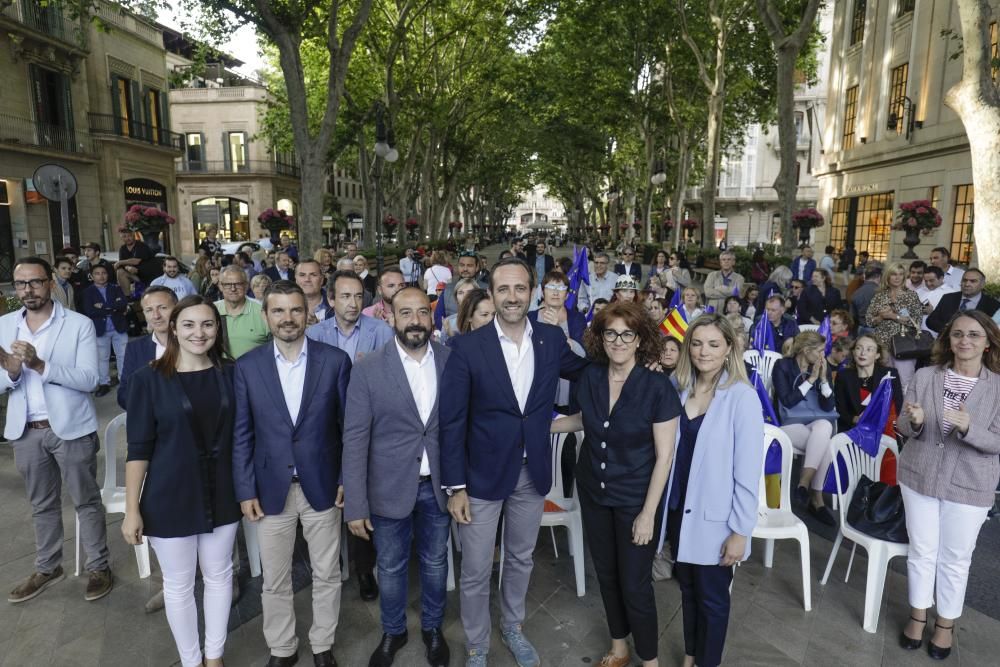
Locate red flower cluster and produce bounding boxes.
[383,215,399,228]
[257,208,296,231]
[405,217,419,230]
[893,199,942,236]
[681,218,700,230]
[791,207,824,229]
[448,221,463,230]
[123,204,176,233]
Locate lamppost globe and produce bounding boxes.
[373,141,390,158]
[385,148,399,163]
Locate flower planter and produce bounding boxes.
[901,229,921,259]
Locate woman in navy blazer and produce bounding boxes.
[773,332,838,525]
[122,296,240,667]
[659,313,764,667]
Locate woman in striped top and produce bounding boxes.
[896,310,1000,660]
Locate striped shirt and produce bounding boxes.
[942,369,978,435]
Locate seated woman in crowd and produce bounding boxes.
[455,288,495,335]
[122,296,240,667]
[834,334,902,434]
[646,250,671,298]
[529,270,587,346]
[797,269,842,325]
[679,286,704,322]
[660,336,682,376]
[829,308,854,342]
[663,313,764,667]
[441,277,480,342]
[773,332,838,526]
[740,283,759,321]
[867,261,923,389]
[612,275,640,303]
[552,302,680,667]
[645,297,667,326]
[657,251,692,301]
[724,296,752,332]
[896,311,1000,660]
[755,265,793,315]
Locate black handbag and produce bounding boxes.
[846,475,909,543]
[892,329,934,360]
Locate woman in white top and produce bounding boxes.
[423,251,452,296]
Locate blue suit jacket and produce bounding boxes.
[81,283,128,336]
[231,339,352,515]
[658,375,764,564]
[792,256,816,283]
[614,262,643,281]
[117,334,156,410]
[305,313,394,362]
[439,320,589,500]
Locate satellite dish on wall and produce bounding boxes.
[32,164,78,249]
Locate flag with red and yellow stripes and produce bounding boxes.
[659,308,688,340]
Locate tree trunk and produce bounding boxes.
[702,91,724,248]
[947,0,1000,278]
[773,48,800,253]
[670,131,692,250]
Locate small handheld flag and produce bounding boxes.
[659,308,688,340]
[565,246,590,312]
[818,315,833,355]
[823,374,894,493]
[751,315,777,354]
[669,287,682,310]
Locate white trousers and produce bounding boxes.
[781,420,834,491]
[900,484,988,619]
[149,522,239,667]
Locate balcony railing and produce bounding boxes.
[177,160,301,178]
[0,111,93,155]
[87,113,184,151]
[1,1,78,45]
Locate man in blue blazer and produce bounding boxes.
[613,247,642,282]
[117,286,177,410]
[792,245,816,283]
[232,281,351,667]
[307,269,393,601]
[441,257,588,667]
[1,258,112,604]
[80,263,129,397]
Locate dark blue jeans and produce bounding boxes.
[371,480,451,635]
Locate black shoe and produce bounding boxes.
[313,649,337,667]
[266,653,299,667]
[422,628,450,667]
[900,615,926,650]
[793,485,809,507]
[928,623,954,660]
[359,572,379,601]
[368,632,407,667]
[94,385,111,398]
[808,503,837,527]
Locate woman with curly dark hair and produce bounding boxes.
[551,302,680,667]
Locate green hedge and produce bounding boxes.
[985,282,1000,299]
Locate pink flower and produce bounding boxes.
[164,215,176,225]
[916,207,928,215]
[125,211,140,224]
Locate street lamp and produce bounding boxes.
[650,159,667,185]
[747,207,755,245]
[373,102,398,275]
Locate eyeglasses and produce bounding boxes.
[950,331,987,340]
[602,329,637,344]
[221,282,247,290]
[12,279,48,290]
[623,253,634,257]
[594,260,609,265]
[544,284,568,292]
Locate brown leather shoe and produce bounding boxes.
[85,568,113,601]
[598,652,631,667]
[7,566,65,603]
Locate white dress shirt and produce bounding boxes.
[14,303,60,421]
[153,333,167,360]
[395,339,435,476]
[943,265,965,290]
[494,317,534,413]
[274,339,308,424]
[921,284,958,335]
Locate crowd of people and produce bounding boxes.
[0,229,998,667]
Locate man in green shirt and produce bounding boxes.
[215,266,270,358]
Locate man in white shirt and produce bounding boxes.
[920,266,957,336]
[399,248,422,286]
[929,246,965,290]
[343,288,452,667]
[264,251,294,282]
[580,252,616,311]
[150,257,197,299]
[295,259,329,324]
[906,260,929,300]
[1,257,112,604]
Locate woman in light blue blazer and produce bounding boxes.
[658,312,765,667]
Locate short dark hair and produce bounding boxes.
[557,256,573,274]
[328,269,363,294]
[379,267,405,284]
[540,270,569,288]
[825,245,835,254]
[488,257,535,291]
[262,280,306,310]
[456,288,491,333]
[924,265,944,279]
[593,298,610,307]
[584,302,662,366]
[908,260,927,271]
[90,264,109,276]
[932,246,951,258]
[163,256,179,265]
[54,255,73,269]
[142,285,179,304]
[964,267,986,281]
[14,257,53,279]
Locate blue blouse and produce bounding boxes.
[669,411,706,511]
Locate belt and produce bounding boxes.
[419,474,432,483]
[27,420,51,430]
[291,475,300,483]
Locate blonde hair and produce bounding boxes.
[681,286,702,306]
[790,331,826,361]
[674,313,750,392]
[880,261,907,291]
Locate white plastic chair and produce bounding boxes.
[77,413,151,578]
[499,431,586,597]
[820,433,906,633]
[745,349,782,396]
[752,425,811,611]
[798,324,820,333]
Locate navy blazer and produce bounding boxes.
[926,291,1000,333]
[263,266,292,283]
[614,262,643,281]
[527,307,587,347]
[118,334,157,410]
[773,357,836,412]
[125,364,242,538]
[81,283,128,336]
[232,339,351,515]
[792,256,816,283]
[796,285,842,325]
[439,320,589,500]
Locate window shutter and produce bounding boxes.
[129,79,142,136]
[241,133,249,171]
[223,132,231,171]
[110,75,122,134]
